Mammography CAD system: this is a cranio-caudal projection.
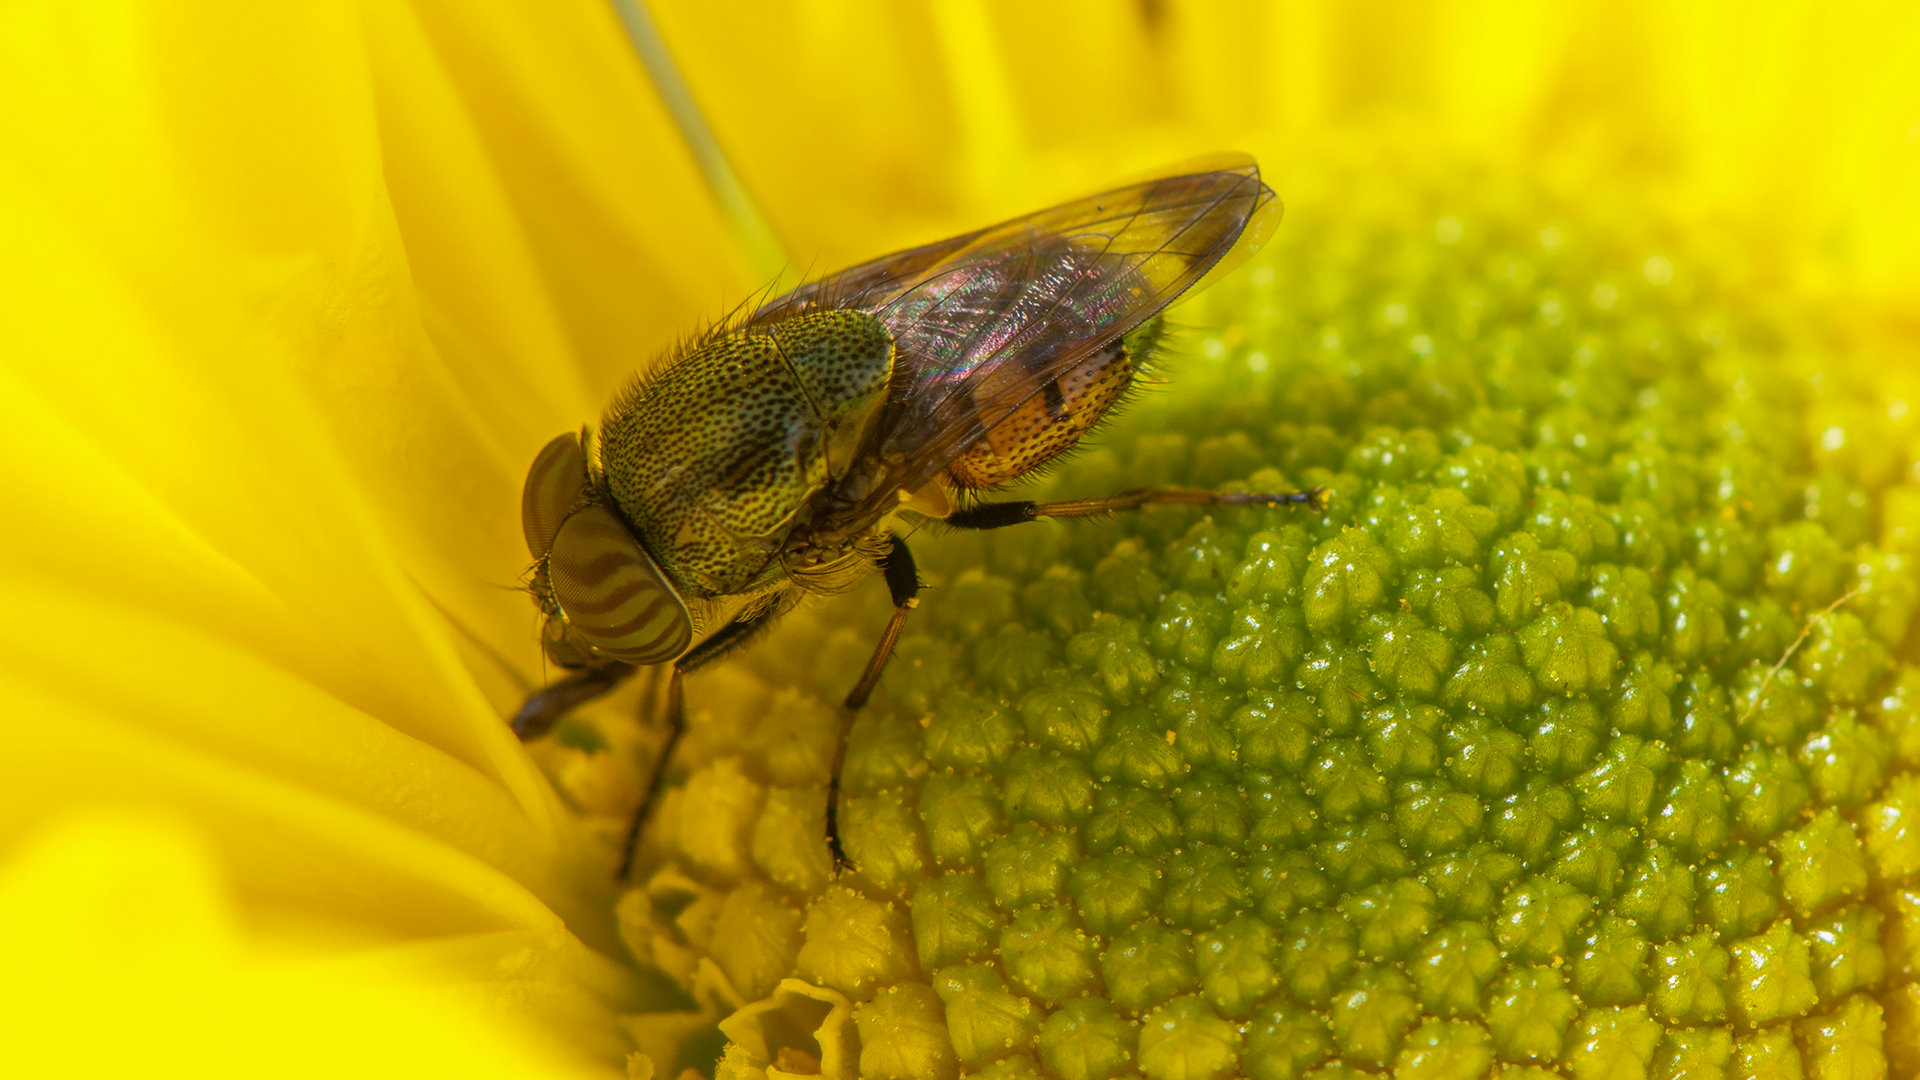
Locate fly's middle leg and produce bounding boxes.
[846,535,923,709]
[831,534,922,871]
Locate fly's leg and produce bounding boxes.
[831,534,922,871]
[617,609,784,879]
[511,664,635,740]
[944,485,1327,530]
[847,536,923,709]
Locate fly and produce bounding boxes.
[510,156,1323,875]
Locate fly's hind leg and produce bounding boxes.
[831,534,921,871]
[944,484,1327,530]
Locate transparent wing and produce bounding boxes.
[751,157,1279,505]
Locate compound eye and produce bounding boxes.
[546,506,692,664]
[522,432,588,559]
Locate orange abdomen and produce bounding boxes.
[946,335,1139,489]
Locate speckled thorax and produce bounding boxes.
[598,309,899,600]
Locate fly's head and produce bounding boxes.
[521,431,693,669]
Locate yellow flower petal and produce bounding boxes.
[0,813,619,1077]
[6,0,1918,1074]
[0,1,759,1069]
[648,0,1920,301]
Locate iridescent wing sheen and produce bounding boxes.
[749,157,1279,506]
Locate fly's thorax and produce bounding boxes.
[599,309,895,598]
[780,528,893,595]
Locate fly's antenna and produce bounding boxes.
[416,582,538,697]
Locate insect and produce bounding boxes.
[511,156,1323,876]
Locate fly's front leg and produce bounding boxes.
[511,663,635,740]
[617,610,782,880]
[831,534,922,872]
[944,484,1327,530]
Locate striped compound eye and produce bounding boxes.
[522,432,588,560]
[547,507,691,664]
[522,433,692,666]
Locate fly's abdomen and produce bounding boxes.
[946,318,1160,489]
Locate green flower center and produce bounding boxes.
[565,164,1919,1079]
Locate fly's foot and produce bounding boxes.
[1236,485,1329,513]
[825,788,854,878]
